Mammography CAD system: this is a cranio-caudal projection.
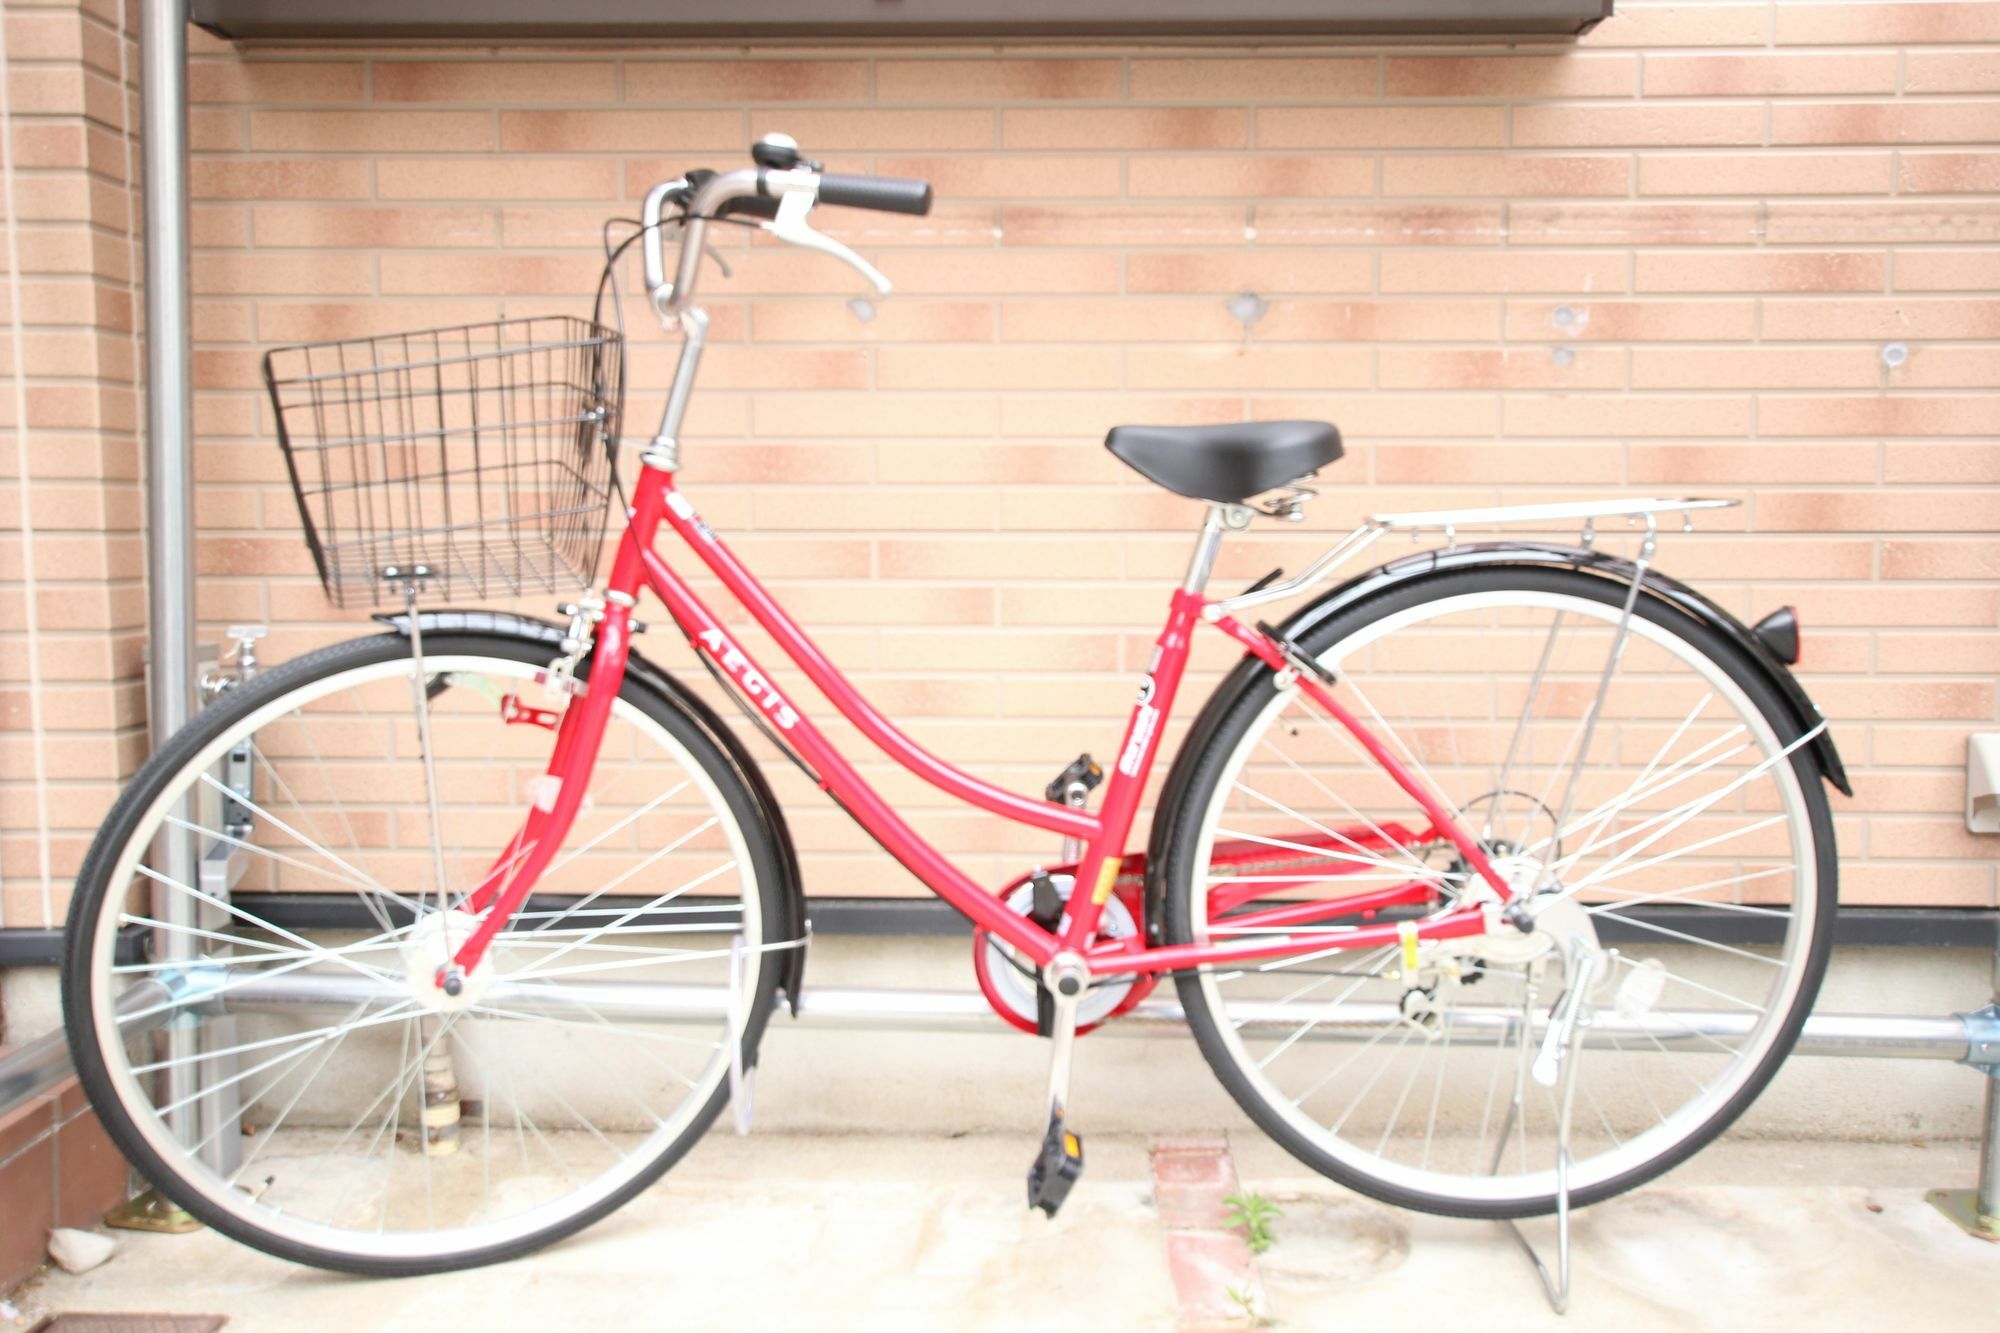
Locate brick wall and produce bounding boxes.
[2,0,1997,930]
[0,0,142,933]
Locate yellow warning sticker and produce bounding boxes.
[1091,858,1121,904]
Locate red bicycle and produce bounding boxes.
[64,136,1845,1276]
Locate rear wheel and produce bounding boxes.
[1163,567,1836,1218]
[64,632,787,1275]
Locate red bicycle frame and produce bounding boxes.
[449,464,1517,985]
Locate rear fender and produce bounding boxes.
[1143,542,1851,940]
[373,608,809,1014]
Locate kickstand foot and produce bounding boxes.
[1502,1147,1572,1315]
[1497,939,1593,1316]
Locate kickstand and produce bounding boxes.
[727,933,755,1136]
[1504,1148,1573,1315]
[1499,939,1597,1316]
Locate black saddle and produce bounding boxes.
[1105,420,1343,505]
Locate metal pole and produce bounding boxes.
[1982,924,2000,1226]
[1925,912,2000,1240]
[139,0,201,1156]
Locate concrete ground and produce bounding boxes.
[8,1133,1996,1332]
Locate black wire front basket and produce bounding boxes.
[264,315,623,609]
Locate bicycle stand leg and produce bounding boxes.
[727,934,756,1136]
[1501,939,1598,1315]
[1925,920,2000,1240]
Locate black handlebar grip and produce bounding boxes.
[816,173,934,217]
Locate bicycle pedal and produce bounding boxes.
[1026,1113,1084,1218]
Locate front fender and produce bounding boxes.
[373,608,810,1014]
[1143,542,1851,941]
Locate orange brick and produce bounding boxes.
[1000,299,1238,343]
[1126,250,1372,294]
[1584,4,1770,47]
[379,253,601,295]
[1001,393,1244,438]
[875,443,1124,486]
[1634,250,1884,293]
[751,300,993,343]
[753,108,994,150]
[1382,154,1630,197]
[1126,345,1373,391]
[248,110,491,152]
[1130,154,1374,199]
[875,346,1120,391]
[255,301,498,342]
[1129,57,1375,100]
[1503,395,1751,438]
[1254,299,1501,343]
[624,58,870,103]
[371,59,617,103]
[1894,347,2000,388]
[192,253,373,296]
[499,109,740,152]
[1899,151,2000,194]
[754,489,997,534]
[1381,250,1625,294]
[376,157,618,201]
[1773,101,2000,146]
[1758,490,2000,533]
[1503,299,1755,342]
[1759,395,1995,438]
[1903,49,2000,93]
[1642,53,1898,97]
[1385,54,1635,98]
[189,158,370,200]
[1638,152,1894,196]
[1256,105,1504,149]
[1775,3,2000,45]
[1375,443,1620,484]
[884,251,1122,295]
[877,58,1120,102]
[1894,247,2000,290]
[1882,540,2000,580]
[1378,347,1624,390]
[1000,204,1244,247]
[1762,298,2000,340]
[1514,103,1762,148]
[190,60,366,104]
[250,206,495,248]
[1632,347,1884,390]
[1003,107,1244,151]
[1886,442,2000,484]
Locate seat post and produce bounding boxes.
[1182,504,1231,594]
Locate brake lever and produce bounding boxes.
[768,190,893,297]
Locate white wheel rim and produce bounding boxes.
[85,652,764,1263]
[1189,588,1819,1206]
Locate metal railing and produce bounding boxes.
[4,963,1995,1239]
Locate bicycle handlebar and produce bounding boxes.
[639,151,933,318]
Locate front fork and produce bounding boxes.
[442,486,663,986]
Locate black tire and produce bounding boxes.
[1161,567,1838,1219]
[63,632,787,1275]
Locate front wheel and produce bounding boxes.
[1162,567,1836,1219]
[63,632,787,1275]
